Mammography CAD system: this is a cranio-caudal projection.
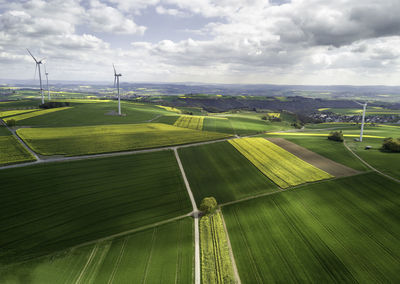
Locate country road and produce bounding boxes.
[174,148,200,284]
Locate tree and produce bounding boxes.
[328,130,344,142]
[199,197,218,214]
[6,119,16,127]
[381,137,400,152]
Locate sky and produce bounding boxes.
[0,0,400,85]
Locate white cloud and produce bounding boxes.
[1,0,400,84]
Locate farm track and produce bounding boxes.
[344,140,400,183]
[174,148,200,284]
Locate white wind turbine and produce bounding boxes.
[27,49,45,104]
[44,64,50,100]
[355,101,368,142]
[113,64,122,115]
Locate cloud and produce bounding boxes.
[86,0,146,35]
[1,0,400,84]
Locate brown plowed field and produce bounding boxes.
[267,138,359,178]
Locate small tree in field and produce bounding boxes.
[328,130,344,142]
[381,137,400,152]
[6,119,16,127]
[199,197,218,214]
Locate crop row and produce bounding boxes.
[174,115,204,130]
[0,218,193,283]
[228,137,333,188]
[223,173,400,283]
[0,151,192,264]
[200,211,235,283]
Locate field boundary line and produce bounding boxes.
[70,213,190,251]
[74,243,99,284]
[219,209,241,284]
[344,140,400,183]
[1,213,191,272]
[174,148,200,284]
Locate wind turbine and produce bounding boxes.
[355,101,367,142]
[113,64,122,115]
[27,49,45,104]
[44,64,50,100]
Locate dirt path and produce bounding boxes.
[267,137,360,178]
[174,148,200,284]
[344,140,400,183]
[219,210,241,284]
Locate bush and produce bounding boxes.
[199,197,218,214]
[328,130,344,142]
[39,101,70,109]
[6,119,16,127]
[381,137,400,152]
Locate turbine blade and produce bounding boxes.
[26,48,38,63]
[114,76,116,88]
[43,63,47,74]
[113,63,117,75]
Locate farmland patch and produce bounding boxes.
[0,218,193,283]
[200,211,234,283]
[223,173,400,283]
[267,138,359,177]
[17,123,229,156]
[0,151,192,264]
[179,141,278,205]
[229,137,333,188]
[174,115,204,130]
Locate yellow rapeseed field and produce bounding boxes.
[156,105,182,113]
[173,115,204,130]
[229,137,333,188]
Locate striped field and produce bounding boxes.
[228,137,333,188]
[0,218,193,284]
[3,107,72,123]
[200,211,234,284]
[174,115,204,130]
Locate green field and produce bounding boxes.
[228,116,289,135]
[203,117,234,134]
[179,141,278,205]
[0,218,193,284]
[2,100,173,127]
[0,126,35,166]
[200,211,234,283]
[17,123,230,156]
[0,151,192,264]
[223,173,400,283]
[229,138,333,188]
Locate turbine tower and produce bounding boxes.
[113,64,122,115]
[44,64,50,100]
[27,49,45,104]
[355,101,368,142]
